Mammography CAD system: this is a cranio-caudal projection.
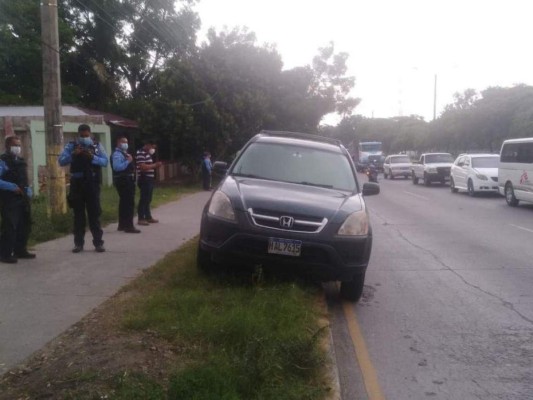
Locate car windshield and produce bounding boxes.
[391,156,411,163]
[425,154,454,163]
[472,157,499,168]
[231,142,357,191]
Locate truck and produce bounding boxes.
[411,152,455,186]
[355,141,383,172]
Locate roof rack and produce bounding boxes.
[259,130,342,146]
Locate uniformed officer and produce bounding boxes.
[0,136,35,263]
[59,124,108,253]
[111,136,140,233]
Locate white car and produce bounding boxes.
[450,154,499,196]
[383,154,412,179]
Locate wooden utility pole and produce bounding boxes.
[41,0,66,215]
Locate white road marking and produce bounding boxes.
[402,191,429,201]
[510,224,533,234]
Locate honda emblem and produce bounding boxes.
[279,216,294,228]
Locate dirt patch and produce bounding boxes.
[0,289,188,399]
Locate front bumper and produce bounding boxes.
[200,213,372,281]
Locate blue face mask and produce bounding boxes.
[79,137,93,147]
[120,143,128,151]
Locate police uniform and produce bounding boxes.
[111,147,137,231]
[0,152,33,262]
[59,140,108,251]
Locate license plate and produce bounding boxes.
[268,238,302,257]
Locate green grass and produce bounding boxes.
[118,239,329,400]
[29,183,200,245]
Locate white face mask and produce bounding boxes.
[148,148,156,155]
[10,146,21,156]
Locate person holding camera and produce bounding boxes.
[59,124,108,253]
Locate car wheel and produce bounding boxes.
[467,179,476,197]
[505,183,519,207]
[412,172,419,185]
[340,273,366,302]
[423,173,431,186]
[450,177,458,193]
[197,244,216,273]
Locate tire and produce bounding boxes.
[450,177,458,193]
[467,179,476,197]
[340,273,366,302]
[412,172,419,185]
[505,183,519,207]
[197,244,216,273]
[423,173,431,186]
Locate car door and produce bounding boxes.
[453,156,464,187]
[384,156,390,175]
[461,156,472,187]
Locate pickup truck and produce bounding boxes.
[411,153,455,186]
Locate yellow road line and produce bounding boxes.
[342,300,386,400]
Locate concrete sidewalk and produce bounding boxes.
[0,191,212,375]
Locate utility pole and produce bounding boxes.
[433,74,437,121]
[41,0,66,215]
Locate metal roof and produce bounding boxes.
[0,105,138,128]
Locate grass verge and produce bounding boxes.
[0,238,332,399]
[29,182,200,245]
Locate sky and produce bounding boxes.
[194,0,533,123]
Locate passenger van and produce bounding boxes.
[498,138,533,206]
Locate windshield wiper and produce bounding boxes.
[298,181,334,189]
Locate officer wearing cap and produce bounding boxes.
[0,136,35,263]
[59,124,108,253]
[111,136,140,233]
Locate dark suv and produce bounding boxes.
[197,131,379,301]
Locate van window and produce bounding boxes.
[501,142,533,163]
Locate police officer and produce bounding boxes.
[0,136,35,263]
[111,136,140,233]
[59,124,108,253]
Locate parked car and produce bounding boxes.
[411,153,454,185]
[197,130,380,302]
[383,154,412,179]
[498,137,533,206]
[450,154,499,196]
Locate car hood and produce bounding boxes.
[391,162,412,168]
[474,167,498,177]
[221,176,363,221]
[426,162,453,168]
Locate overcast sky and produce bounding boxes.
[195,0,533,123]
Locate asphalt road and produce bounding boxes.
[333,174,533,400]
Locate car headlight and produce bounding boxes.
[338,210,369,236]
[427,167,437,173]
[208,191,236,221]
[475,174,488,180]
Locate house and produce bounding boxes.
[0,106,139,195]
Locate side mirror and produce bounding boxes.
[362,182,380,196]
[212,161,228,175]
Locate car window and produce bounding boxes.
[472,157,499,168]
[231,142,357,191]
[464,157,471,167]
[425,154,454,163]
[391,156,410,163]
[455,156,464,166]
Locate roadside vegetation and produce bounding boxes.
[0,239,332,399]
[29,182,200,245]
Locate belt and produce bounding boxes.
[71,172,98,179]
[113,174,134,179]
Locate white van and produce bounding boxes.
[498,138,533,206]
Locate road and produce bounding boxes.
[331,174,533,400]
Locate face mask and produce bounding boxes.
[79,137,93,146]
[120,143,129,151]
[148,148,156,155]
[10,146,21,156]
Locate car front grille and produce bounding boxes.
[248,208,327,233]
[436,167,451,176]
